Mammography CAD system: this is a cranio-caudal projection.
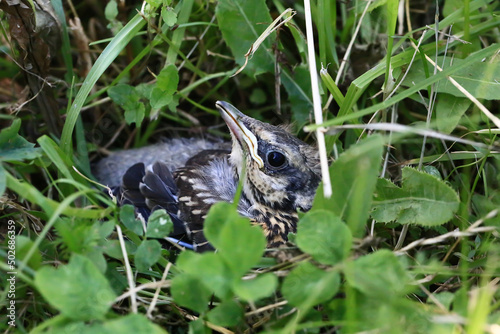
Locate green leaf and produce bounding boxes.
[99,313,167,333]
[215,0,274,77]
[106,262,129,295]
[0,164,5,195]
[472,193,500,227]
[136,82,154,99]
[403,56,500,100]
[233,273,277,302]
[206,299,243,327]
[423,165,442,180]
[0,119,21,145]
[150,87,174,109]
[249,88,267,105]
[371,167,460,226]
[161,6,177,26]
[135,240,162,271]
[203,202,235,248]
[146,0,162,6]
[175,251,232,298]
[282,262,340,310]
[34,254,116,321]
[204,202,267,277]
[108,84,145,125]
[344,249,408,298]
[146,209,173,238]
[171,274,212,313]
[50,314,167,334]
[98,219,116,238]
[124,103,145,125]
[102,239,137,259]
[0,146,42,162]
[0,119,41,162]
[313,135,384,237]
[86,249,107,274]
[189,318,211,334]
[108,84,136,106]
[119,204,144,236]
[436,94,471,134]
[15,235,42,270]
[54,219,108,273]
[104,0,118,21]
[281,64,313,127]
[364,0,389,12]
[296,210,352,265]
[150,64,178,109]
[156,64,179,94]
[219,222,266,278]
[434,291,455,310]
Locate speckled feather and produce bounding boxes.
[93,137,228,188]
[93,102,322,251]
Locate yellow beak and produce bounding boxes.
[216,101,264,169]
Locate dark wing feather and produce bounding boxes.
[120,163,150,220]
[140,162,178,212]
[140,162,186,235]
[121,162,147,207]
[120,162,186,236]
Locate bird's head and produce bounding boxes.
[216,101,321,213]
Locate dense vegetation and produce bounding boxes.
[1,0,499,332]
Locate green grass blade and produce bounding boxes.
[383,0,398,95]
[320,69,344,107]
[166,0,194,66]
[60,13,149,155]
[6,172,110,219]
[38,135,74,181]
[307,43,500,130]
[51,0,74,80]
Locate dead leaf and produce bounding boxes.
[0,0,63,134]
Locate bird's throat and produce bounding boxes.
[247,202,298,248]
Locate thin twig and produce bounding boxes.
[370,105,397,240]
[116,225,138,313]
[232,8,296,77]
[303,0,332,198]
[386,30,428,100]
[397,226,496,255]
[324,0,373,110]
[245,300,288,316]
[147,261,172,318]
[184,314,235,334]
[394,225,409,251]
[395,209,498,255]
[326,123,497,150]
[178,15,216,71]
[409,37,500,130]
[335,0,372,86]
[116,280,172,302]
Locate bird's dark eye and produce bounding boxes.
[266,151,287,169]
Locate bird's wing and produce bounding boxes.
[175,150,235,252]
[93,137,228,188]
[120,161,186,236]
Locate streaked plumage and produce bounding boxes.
[94,102,321,251]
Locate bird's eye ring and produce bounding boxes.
[266,151,287,169]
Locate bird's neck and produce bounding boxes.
[231,161,298,247]
[240,191,298,247]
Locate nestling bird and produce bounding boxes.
[94,102,321,251]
